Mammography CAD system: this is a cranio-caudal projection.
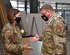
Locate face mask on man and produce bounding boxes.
[41,15,48,21]
[15,17,21,23]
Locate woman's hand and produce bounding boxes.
[21,43,33,50]
[23,46,33,50]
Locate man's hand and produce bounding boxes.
[30,32,39,42]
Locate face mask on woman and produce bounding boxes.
[15,17,21,23]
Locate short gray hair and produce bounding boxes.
[40,4,54,11]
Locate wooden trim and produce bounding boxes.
[0,0,8,27]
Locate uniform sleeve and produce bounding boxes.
[39,23,53,41]
[52,18,67,54]
[53,18,67,37]
[2,27,23,53]
[39,35,43,41]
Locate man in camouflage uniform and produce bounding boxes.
[30,4,67,55]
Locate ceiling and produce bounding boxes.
[10,0,70,3]
[3,0,70,12]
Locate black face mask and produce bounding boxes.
[15,17,21,23]
[41,15,48,21]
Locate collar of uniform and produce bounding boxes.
[48,13,60,24]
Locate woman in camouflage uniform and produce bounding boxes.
[2,9,33,55]
[30,4,68,55]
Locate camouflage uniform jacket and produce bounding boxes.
[2,23,23,55]
[41,14,67,55]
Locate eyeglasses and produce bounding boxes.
[40,10,47,15]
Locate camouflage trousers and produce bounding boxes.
[41,54,66,55]
[42,53,67,55]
